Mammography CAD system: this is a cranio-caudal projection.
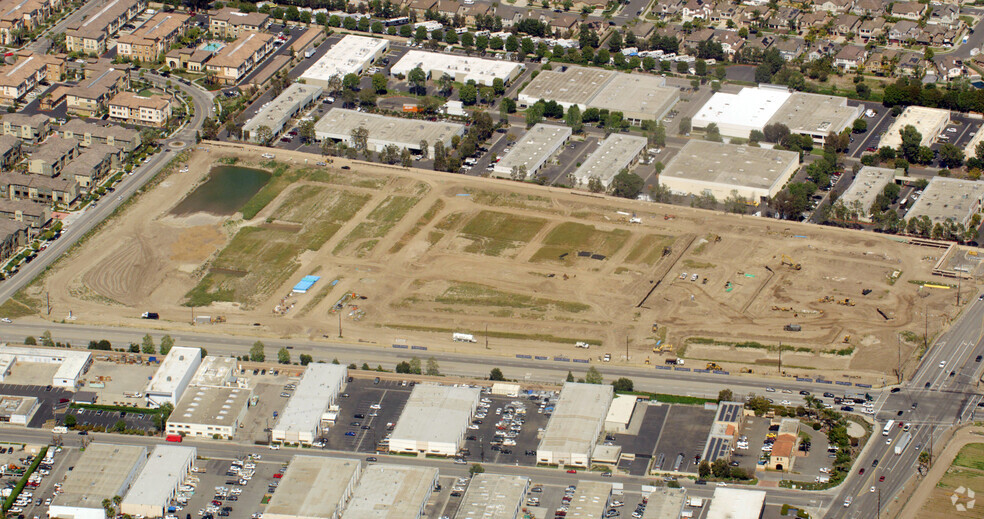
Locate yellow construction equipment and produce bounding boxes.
[652,322,659,333]
[837,299,856,307]
[706,362,722,370]
[818,295,833,303]
[654,343,674,353]
[843,335,851,343]
[781,254,802,270]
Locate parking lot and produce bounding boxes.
[462,391,553,466]
[651,405,716,474]
[615,404,669,476]
[323,377,411,452]
[65,406,155,431]
[0,383,73,427]
[3,444,72,519]
[182,455,281,519]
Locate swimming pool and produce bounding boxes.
[199,42,224,52]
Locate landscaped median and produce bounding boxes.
[2,446,46,513]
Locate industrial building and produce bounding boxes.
[766,92,864,145]
[242,83,322,143]
[455,474,529,519]
[145,346,202,408]
[166,385,251,440]
[389,383,481,456]
[265,456,362,519]
[49,444,147,519]
[120,445,196,518]
[641,488,688,519]
[342,464,439,519]
[189,356,241,388]
[272,364,347,445]
[300,34,389,88]
[879,105,950,149]
[659,140,800,202]
[390,50,523,86]
[314,108,464,156]
[705,488,766,519]
[492,124,571,179]
[702,401,746,464]
[571,134,647,189]
[518,65,679,125]
[536,382,614,468]
[904,176,984,227]
[567,481,612,519]
[0,346,91,388]
[692,85,792,139]
[603,394,638,434]
[836,166,897,222]
[0,395,38,425]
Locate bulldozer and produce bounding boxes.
[781,254,802,271]
[818,295,833,303]
[837,298,856,307]
[654,343,674,353]
[843,335,851,343]
[706,362,722,370]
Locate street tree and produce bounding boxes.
[141,334,155,354]
[489,368,505,381]
[610,169,644,199]
[351,125,370,156]
[278,347,290,364]
[407,66,427,95]
[299,354,313,366]
[426,357,440,375]
[250,341,265,362]
[564,104,583,133]
[371,72,387,94]
[159,335,174,355]
[611,377,633,392]
[585,366,603,384]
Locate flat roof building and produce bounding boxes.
[189,356,240,388]
[342,464,439,519]
[879,105,950,149]
[767,92,863,145]
[120,445,196,518]
[49,444,147,519]
[300,35,388,88]
[571,134,647,189]
[904,176,984,227]
[490,382,520,397]
[518,65,679,125]
[659,140,800,202]
[537,382,614,468]
[705,488,766,519]
[603,394,637,434]
[641,488,688,519]
[390,383,481,456]
[492,123,571,179]
[692,85,792,139]
[567,481,612,519]
[243,83,322,143]
[205,31,274,85]
[0,395,38,425]
[315,108,465,156]
[272,364,347,445]
[166,385,251,440]
[836,166,897,222]
[265,456,362,519]
[0,346,91,388]
[391,50,523,86]
[145,347,202,408]
[455,474,530,519]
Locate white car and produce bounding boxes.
[940,360,947,368]
[269,444,280,450]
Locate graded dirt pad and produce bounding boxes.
[25,143,960,381]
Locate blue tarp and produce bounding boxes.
[293,275,321,293]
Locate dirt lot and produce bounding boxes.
[914,439,984,519]
[18,143,963,380]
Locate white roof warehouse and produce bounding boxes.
[389,383,481,456]
[120,445,196,518]
[272,364,347,444]
[314,108,465,157]
[299,34,388,88]
[390,50,523,86]
[49,444,147,519]
[536,382,614,468]
[145,346,202,408]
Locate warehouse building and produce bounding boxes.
[518,65,679,125]
[390,383,481,456]
[49,444,147,519]
[702,401,746,464]
[120,445,196,518]
[0,346,91,389]
[314,108,464,156]
[0,395,38,425]
[145,347,202,408]
[836,166,897,222]
[567,480,612,519]
[879,105,950,149]
[571,134,647,189]
[300,34,389,88]
[273,364,347,445]
[189,356,241,388]
[242,83,322,143]
[390,50,523,86]
[706,488,766,519]
[603,394,638,434]
[455,474,529,519]
[692,85,792,139]
[904,176,984,227]
[265,456,362,519]
[342,464,439,519]
[642,488,688,519]
[166,385,251,439]
[767,92,863,145]
[659,140,800,202]
[536,382,614,468]
[492,124,571,179]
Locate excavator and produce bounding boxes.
[781,254,801,271]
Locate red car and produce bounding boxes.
[273,473,283,479]
[879,476,885,482]
[859,468,865,475]
[211,500,222,506]
[566,469,577,474]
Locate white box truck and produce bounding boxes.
[895,432,912,455]
[453,333,476,343]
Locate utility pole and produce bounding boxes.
[625,336,629,362]
[877,488,881,519]
[897,334,902,384]
[338,312,342,338]
[45,291,49,316]
[957,273,962,306]
[485,324,489,350]
[778,341,782,375]
[925,304,929,352]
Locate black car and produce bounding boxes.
[840,406,854,411]
[897,410,904,416]
[977,355,982,362]
[891,387,901,393]
[872,459,879,467]
[823,392,835,398]
[361,425,371,430]
[354,414,365,419]
[799,390,810,396]
[366,456,377,462]
[925,382,931,388]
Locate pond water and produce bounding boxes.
[171,165,271,216]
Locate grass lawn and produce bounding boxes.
[460,210,547,256]
[0,293,39,318]
[434,281,589,313]
[626,235,675,265]
[530,222,631,263]
[952,443,984,471]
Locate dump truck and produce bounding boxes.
[452,333,476,343]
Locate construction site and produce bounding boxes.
[10,143,966,381]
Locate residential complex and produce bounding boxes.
[115,11,190,62]
[205,31,275,85]
[65,0,144,55]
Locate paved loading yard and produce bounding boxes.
[463,392,551,465]
[324,377,411,452]
[182,455,281,519]
[651,405,716,474]
[0,383,73,427]
[615,404,670,476]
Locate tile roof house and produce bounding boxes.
[937,56,965,79]
[851,0,887,15]
[927,3,960,27]
[888,20,920,44]
[891,1,927,20]
[834,44,868,69]
[773,37,805,60]
[817,0,853,13]
[833,13,861,36]
[858,18,884,41]
[713,29,745,55]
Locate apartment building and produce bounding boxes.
[0,135,20,168]
[65,0,144,55]
[208,7,268,38]
[62,143,120,188]
[108,91,172,127]
[0,54,61,104]
[116,11,190,62]
[164,47,213,72]
[0,172,78,204]
[0,198,50,227]
[0,113,50,143]
[0,218,29,260]
[0,0,63,45]
[205,31,274,85]
[28,136,78,177]
[65,67,127,117]
[56,119,141,152]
